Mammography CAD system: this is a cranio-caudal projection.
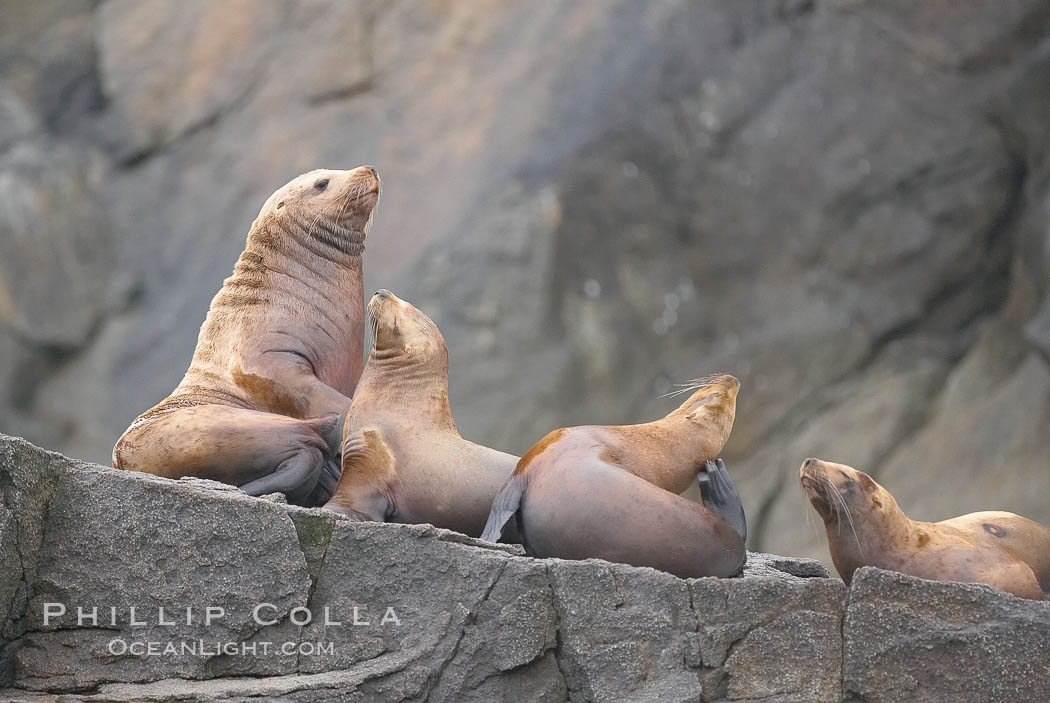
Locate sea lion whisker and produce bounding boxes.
[364,186,380,233]
[300,204,328,252]
[365,296,382,354]
[369,310,379,353]
[659,386,697,399]
[825,477,864,557]
[802,492,817,533]
[815,474,842,528]
[336,188,353,220]
[658,373,731,399]
[333,187,358,234]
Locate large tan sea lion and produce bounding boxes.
[480,375,747,578]
[323,290,519,537]
[800,458,1050,600]
[113,166,380,505]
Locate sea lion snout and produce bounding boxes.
[343,166,381,213]
[800,460,883,524]
[703,374,740,405]
[799,459,832,508]
[701,374,740,399]
[799,459,820,486]
[348,164,381,192]
[367,289,400,320]
[800,458,854,489]
[722,374,741,393]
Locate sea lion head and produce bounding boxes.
[799,458,886,524]
[367,289,448,369]
[259,165,381,242]
[671,374,739,445]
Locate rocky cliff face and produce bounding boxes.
[1,435,1048,703]
[0,1,1048,568]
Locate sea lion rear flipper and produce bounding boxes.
[304,453,342,506]
[314,412,345,456]
[238,445,326,505]
[698,458,747,541]
[481,474,525,543]
[298,414,345,506]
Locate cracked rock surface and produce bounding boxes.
[1,435,1048,703]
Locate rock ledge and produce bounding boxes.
[0,435,1046,703]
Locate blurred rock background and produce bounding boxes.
[0,0,1047,567]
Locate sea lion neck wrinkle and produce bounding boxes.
[202,212,366,402]
[280,203,366,259]
[255,206,363,269]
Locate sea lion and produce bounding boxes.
[480,376,747,579]
[800,458,1050,600]
[323,290,520,538]
[113,166,380,505]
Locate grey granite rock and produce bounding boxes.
[14,460,312,690]
[740,550,830,579]
[548,559,698,702]
[843,566,1050,703]
[2,435,1049,703]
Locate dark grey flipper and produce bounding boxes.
[481,473,525,543]
[304,453,341,506]
[238,447,326,506]
[303,413,343,506]
[697,458,747,541]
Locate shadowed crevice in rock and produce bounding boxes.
[285,507,337,676]
[287,508,337,597]
[415,560,506,702]
[0,437,78,688]
[545,564,588,703]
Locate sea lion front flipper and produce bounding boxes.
[323,427,395,522]
[698,458,747,541]
[481,473,525,543]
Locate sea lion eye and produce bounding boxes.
[276,201,284,209]
[315,178,329,191]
